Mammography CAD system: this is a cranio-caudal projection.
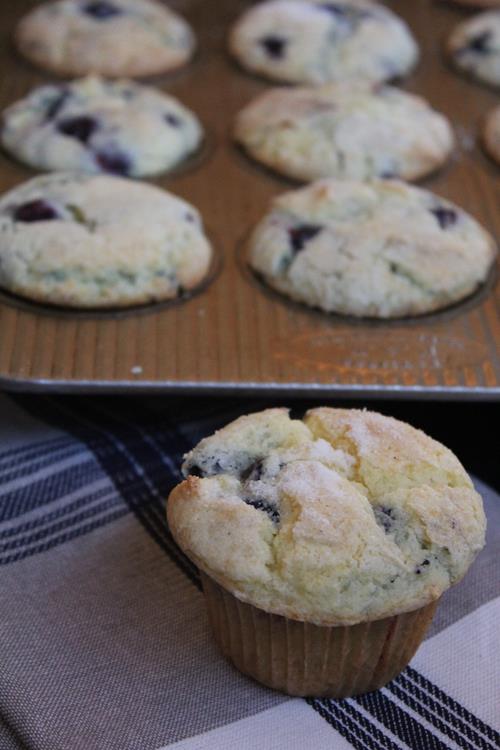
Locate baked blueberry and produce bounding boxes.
[260,36,287,59]
[415,559,430,575]
[45,90,69,120]
[374,505,396,533]
[165,113,182,127]
[13,200,59,223]
[58,116,97,144]
[464,30,492,55]
[82,1,122,19]
[95,150,131,175]
[431,207,457,230]
[242,459,265,482]
[321,4,347,17]
[289,224,322,253]
[244,496,280,524]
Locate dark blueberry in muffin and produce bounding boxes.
[14,200,59,223]
[244,497,280,524]
[82,1,122,19]
[431,207,457,230]
[289,224,322,253]
[95,150,131,175]
[58,116,97,144]
[374,505,396,533]
[320,4,348,17]
[415,559,430,575]
[463,30,493,55]
[260,36,287,59]
[321,3,370,21]
[165,113,182,127]
[185,458,225,477]
[242,459,265,482]
[45,90,69,121]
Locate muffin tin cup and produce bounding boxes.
[201,572,439,698]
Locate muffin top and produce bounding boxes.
[234,83,453,183]
[229,0,418,86]
[167,408,486,625]
[15,0,195,78]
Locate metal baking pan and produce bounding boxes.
[0,0,498,398]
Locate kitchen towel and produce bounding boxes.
[0,394,498,750]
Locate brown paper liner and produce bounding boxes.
[201,572,438,698]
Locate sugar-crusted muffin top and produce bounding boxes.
[168,408,486,625]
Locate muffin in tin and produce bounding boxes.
[0,173,212,309]
[15,0,196,79]
[247,179,496,319]
[234,83,454,183]
[1,77,203,179]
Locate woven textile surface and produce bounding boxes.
[0,394,498,750]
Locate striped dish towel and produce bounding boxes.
[0,394,498,750]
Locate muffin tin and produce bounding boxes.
[0,0,498,397]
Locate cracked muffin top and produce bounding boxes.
[234,83,454,182]
[247,179,496,319]
[167,408,486,625]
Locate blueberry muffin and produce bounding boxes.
[167,407,486,696]
[234,83,453,182]
[229,0,418,85]
[15,0,195,78]
[247,179,496,318]
[0,173,212,308]
[1,77,203,179]
[447,10,500,89]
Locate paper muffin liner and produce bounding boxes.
[201,572,438,698]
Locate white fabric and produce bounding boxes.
[162,699,353,750]
[165,597,500,749]
[412,596,500,730]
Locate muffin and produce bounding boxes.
[234,83,454,183]
[167,408,486,698]
[15,0,195,79]
[228,0,418,86]
[247,179,496,319]
[1,77,203,179]
[0,173,212,308]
